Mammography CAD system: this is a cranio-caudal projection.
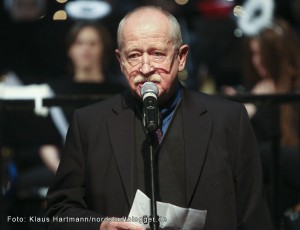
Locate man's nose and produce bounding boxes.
[139,62,154,74]
[139,53,154,74]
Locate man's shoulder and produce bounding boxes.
[75,93,124,119]
[183,88,243,113]
[183,89,248,131]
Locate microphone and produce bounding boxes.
[140,82,160,132]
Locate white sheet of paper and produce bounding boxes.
[128,190,207,229]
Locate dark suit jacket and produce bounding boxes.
[46,88,273,230]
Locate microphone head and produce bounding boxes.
[140,82,159,97]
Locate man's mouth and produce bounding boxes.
[137,80,159,88]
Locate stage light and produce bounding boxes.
[233,5,243,17]
[65,0,111,20]
[237,0,274,36]
[53,10,67,20]
[234,28,243,37]
[175,0,189,6]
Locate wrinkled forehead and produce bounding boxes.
[121,9,172,46]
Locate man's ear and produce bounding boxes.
[177,44,189,72]
[115,49,124,72]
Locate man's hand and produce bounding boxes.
[100,219,145,230]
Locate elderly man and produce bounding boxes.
[46,6,273,230]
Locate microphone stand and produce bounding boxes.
[147,131,160,230]
[141,81,160,229]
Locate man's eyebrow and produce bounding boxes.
[125,45,169,53]
[124,45,141,53]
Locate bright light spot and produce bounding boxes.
[234,28,243,37]
[53,10,67,20]
[175,0,189,5]
[233,5,244,17]
[57,0,68,3]
[65,0,111,19]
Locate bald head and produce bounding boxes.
[117,6,182,50]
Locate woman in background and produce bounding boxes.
[40,21,125,174]
[53,21,125,96]
[67,21,110,83]
[225,18,300,228]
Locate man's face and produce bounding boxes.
[116,10,188,103]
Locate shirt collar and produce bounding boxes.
[160,88,181,119]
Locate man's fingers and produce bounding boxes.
[112,221,144,230]
[101,220,145,230]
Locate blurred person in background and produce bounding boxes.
[5,0,46,22]
[224,18,300,228]
[51,21,125,98]
[2,20,125,230]
[41,21,126,175]
[0,0,53,85]
[67,21,114,84]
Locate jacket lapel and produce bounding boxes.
[181,89,213,206]
[107,91,136,207]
